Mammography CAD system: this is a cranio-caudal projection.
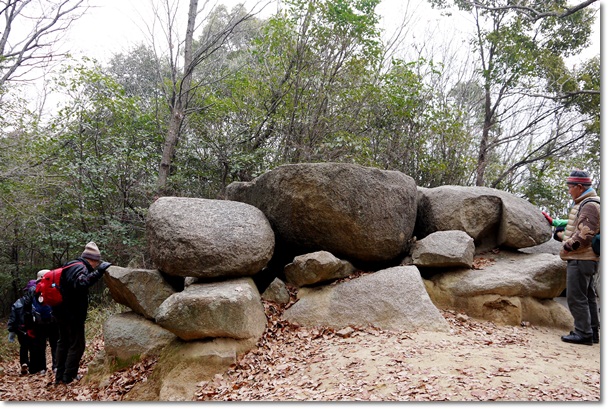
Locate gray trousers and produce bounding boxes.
[566,260,600,337]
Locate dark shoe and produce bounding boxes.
[592,327,599,344]
[63,374,82,384]
[20,363,28,375]
[561,332,593,346]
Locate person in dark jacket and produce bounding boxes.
[53,242,111,385]
[7,288,36,375]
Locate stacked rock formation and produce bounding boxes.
[100,162,571,400]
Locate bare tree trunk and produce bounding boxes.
[158,107,185,195]
[476,87,492,186]
[157,0,198,196]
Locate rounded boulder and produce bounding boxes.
[147,197,275,279]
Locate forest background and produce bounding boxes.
[0,0,601,316]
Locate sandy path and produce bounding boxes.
[195,310,600,401]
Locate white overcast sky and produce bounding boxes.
[64,0,601,65]
[64,0,439,61]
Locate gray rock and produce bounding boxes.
[495,189,553,248]
[424,251,569,326]
[411,230,475,268]
[104,266,176,320]
[415,186,551,251]
[225,163,417,265]
[425,251,566,300]
[146,197,275,279]
[155,278,267,341]
[261,277,291,305]
[283,266,449,332]
[157,338,258,401]
[520,297,573,329]
[518,238,562,255]
[284,251,355,287]
[103,312,177,361]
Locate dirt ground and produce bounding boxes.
[194,309,601,401]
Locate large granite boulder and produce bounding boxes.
[519,237,562,255]
[224,163,417,266]
[103,312,177,361]
[146,197,275,279]
[425,252,566,299]
[155,338,258,401]
[282,266,449,332]
[154,278,267,341]
[104,266,176,320]
[415,186,551,251]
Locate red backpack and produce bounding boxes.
[35,262,84,307]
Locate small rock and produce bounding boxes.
[456,313,469,322]
[261,278,291,305]
[336,327,355,338]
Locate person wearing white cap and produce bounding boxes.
[37,269,50,280]
[7,269,55,375]
[29,269,60,375]
[52,242,112,385]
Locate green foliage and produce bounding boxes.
[168,0,391,193]
[525,161,570,215]
[0,59,163,308]
[107,44,168,107]
[366,58,475,186]
[0,90,53,312]
[571,56,600,136]
[43,61,162,263]
[538,3,593,56]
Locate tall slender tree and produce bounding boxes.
[152,0,261,195]
[428,0,598,187]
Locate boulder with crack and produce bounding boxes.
[283,266,449,332]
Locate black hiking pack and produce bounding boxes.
[31,295,55,324]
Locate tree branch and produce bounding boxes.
[468,0,598,22]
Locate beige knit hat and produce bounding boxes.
[81,241,101,261]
